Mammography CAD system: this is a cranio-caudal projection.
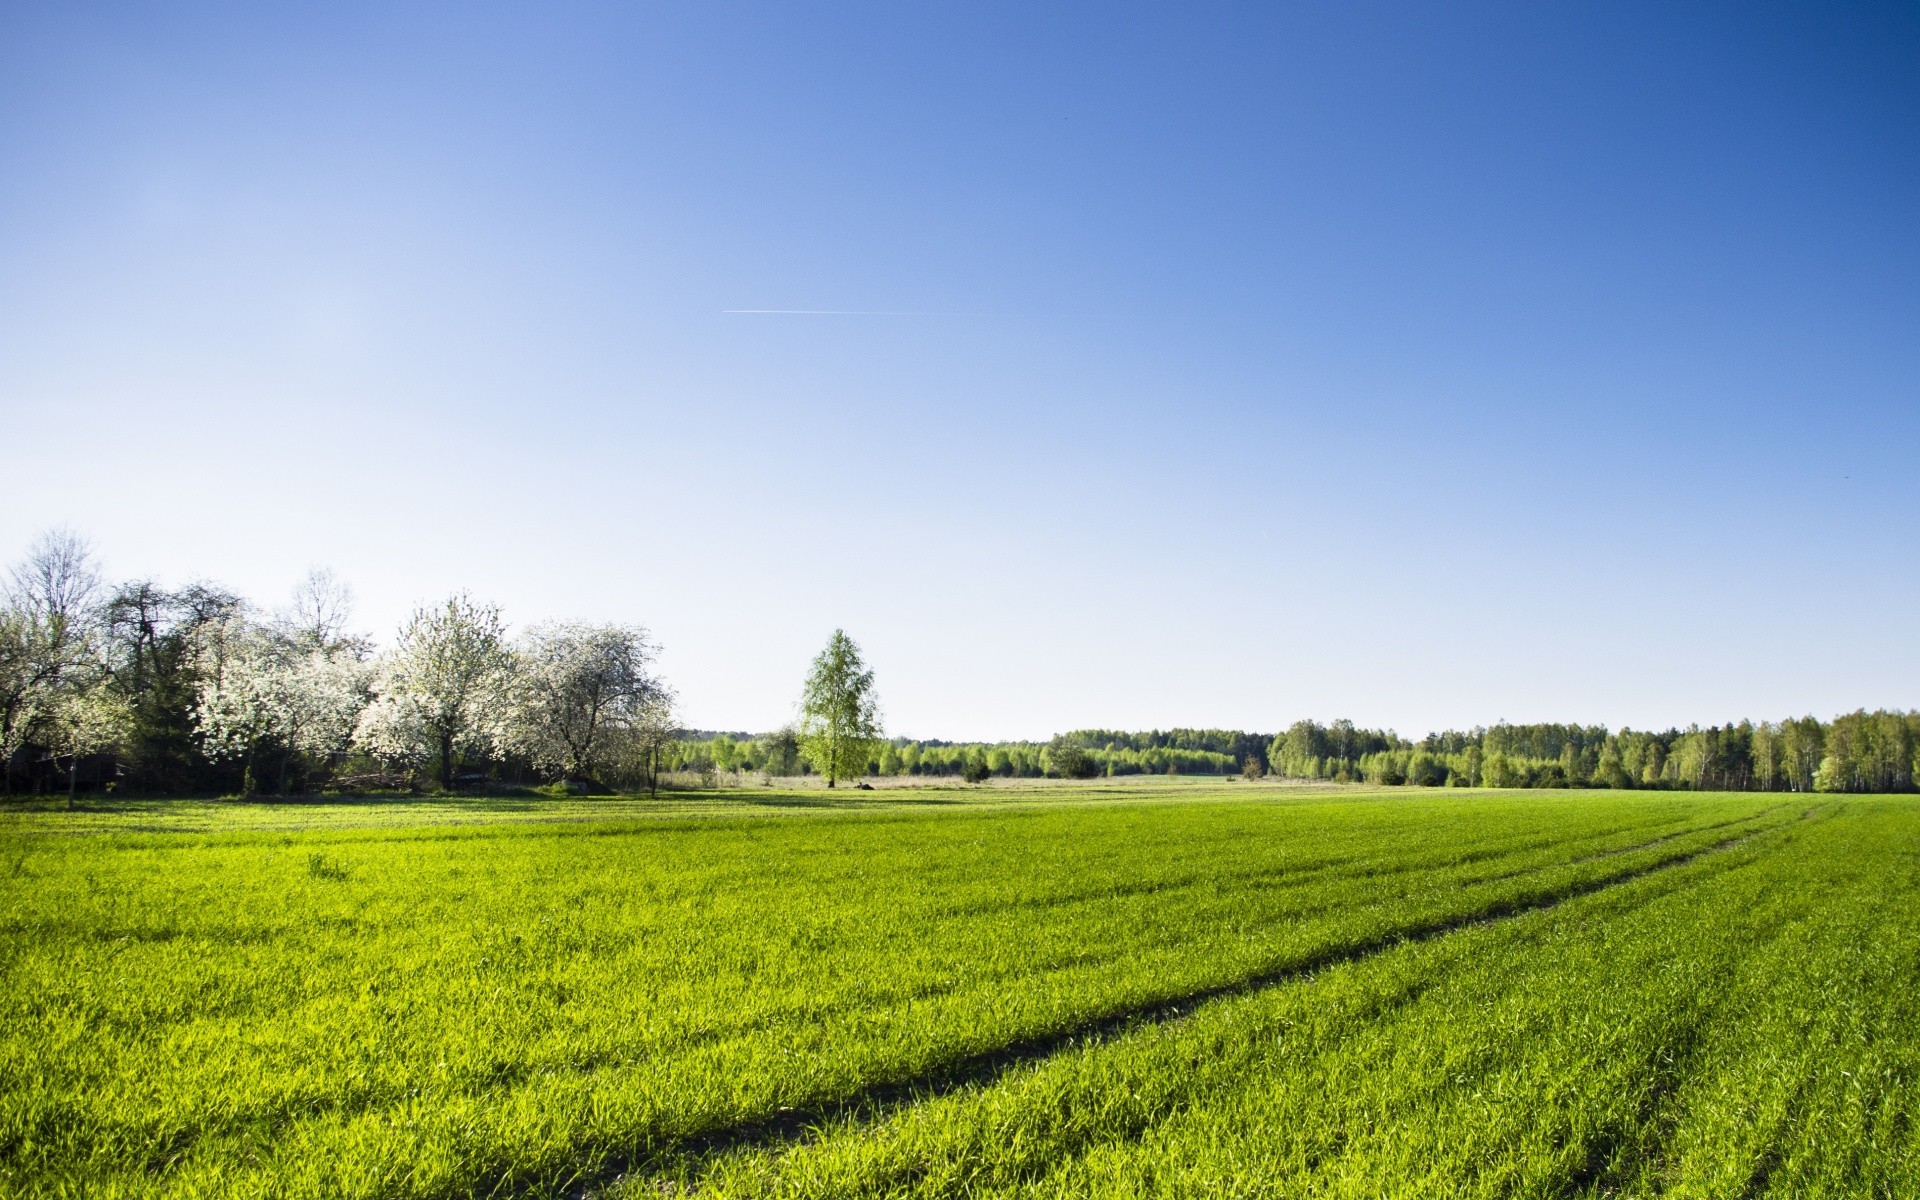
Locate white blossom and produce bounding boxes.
[507,621,668,780]
[351,594,513,789]
[194,616,372,763]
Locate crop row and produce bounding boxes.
[0,792,1808,1198]
[676,800,1917,1197]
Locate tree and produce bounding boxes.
[796,629,882,788]
[193,613,372,794]
[0,531,103,795]
[0,607,60,794]
[354,594,513,790]
[1046,739,1099,779]
[43,681,132,803]
[759,725,802,781]
[280,567,369,657]
[7,528,99,626]
[603,687,678,795]
[102,582,244,794]
[509,621,666,782]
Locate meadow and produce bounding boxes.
[1,783,1914,1198]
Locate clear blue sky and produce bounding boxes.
[2,1,1915,739]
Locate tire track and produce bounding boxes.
[556,804,1819,1199]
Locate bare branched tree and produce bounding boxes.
[286,567,357,652]
[6,528,99,624]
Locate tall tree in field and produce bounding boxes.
[355,594,514,790]
[797,629,882,788]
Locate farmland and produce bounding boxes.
[2,784,1915,1198]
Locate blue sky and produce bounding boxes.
[2,1,1915,739]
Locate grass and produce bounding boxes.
[0,784,1912,1197]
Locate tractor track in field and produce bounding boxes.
[553,803,1823,1200]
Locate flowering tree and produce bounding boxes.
[509,621,668,782]
[194,614,372,793]
[1,531,102,795]
[43,682,133,803]
[0,608,61,794]
[354,594,513,790]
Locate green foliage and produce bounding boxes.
[663,710,1920,794]
[1262,714,1920,793]
[797,630,883,788]
[1045,740,1099,779]
[101,582,246,794]
[4,789,1910,1198]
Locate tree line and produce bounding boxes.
[1,530,893,798]
[3,530,1913,796]
[673,731,1242,782]
[674,718,1918,794]
[1264,715,1917,793]
[1,531,675,797]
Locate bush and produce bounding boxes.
[961,759,992,784]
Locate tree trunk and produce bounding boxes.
[440,731,455,791]
[68,752,78,806]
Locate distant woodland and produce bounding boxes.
[676,714,1920,794]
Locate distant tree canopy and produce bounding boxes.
[1254,716,1917,794]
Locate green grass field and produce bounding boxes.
[2,784,1914,1197]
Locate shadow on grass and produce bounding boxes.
[0,787,974,824]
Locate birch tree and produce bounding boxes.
[796,629,882,788]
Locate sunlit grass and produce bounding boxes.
[2,785,1909,1198]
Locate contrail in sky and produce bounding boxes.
[722,308,976,316]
